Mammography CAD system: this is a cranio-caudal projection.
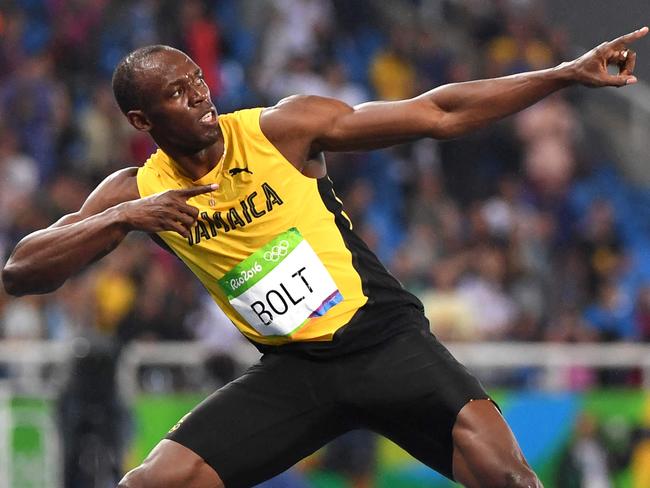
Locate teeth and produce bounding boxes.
[201,112,213,122]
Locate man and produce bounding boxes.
[2,27,647,488]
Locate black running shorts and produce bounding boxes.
[166,321,491,487]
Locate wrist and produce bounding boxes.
[109,202,136,234]
[551,61,579,87]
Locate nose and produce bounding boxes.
[189,83,209,106]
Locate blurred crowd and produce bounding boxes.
[1,0,650,387]
[3,1,650,486]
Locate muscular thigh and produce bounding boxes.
[342,326,492,480]
[167,353,353,488]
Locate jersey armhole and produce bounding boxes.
[135,165,152,198]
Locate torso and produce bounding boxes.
[136,108,423,354]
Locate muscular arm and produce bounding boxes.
[2,169,139,295]
[262,27,646,165]
[2,169,216,296]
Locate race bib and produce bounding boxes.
[218,228,343,336]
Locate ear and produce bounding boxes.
[126,110,152,132]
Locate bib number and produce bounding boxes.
[218,228,342,336]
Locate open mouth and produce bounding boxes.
[200,108,217,124]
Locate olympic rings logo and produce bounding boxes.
[264,240,290,262]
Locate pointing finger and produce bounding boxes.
[609,26,649,48]
[177,184,219,198]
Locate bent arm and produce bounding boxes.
[2,168,217,296]
[1,168,139,296]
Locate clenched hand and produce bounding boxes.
[120,184,217,238]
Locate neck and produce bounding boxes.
[158,137,225,181]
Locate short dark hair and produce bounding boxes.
[111,45,174,114]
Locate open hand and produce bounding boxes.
[569,26,648,87]
[121,184,217,238]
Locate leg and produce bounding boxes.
[452,400,542,488]
[120,353,353,488]
[342,325,541,487]
[117,439,223,488]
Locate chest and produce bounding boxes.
[188,179,289,247]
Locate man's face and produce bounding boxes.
[134,49,220,153]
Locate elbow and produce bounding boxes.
[429,111,481,140]
[430,129,455,141]
[429,126,458,141]
[2,263,24,297]
[428,112,461,140]
[1,261,57,297]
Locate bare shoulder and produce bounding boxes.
[259,95,354,165]
[95,167,141,202]
[260,95,352,140]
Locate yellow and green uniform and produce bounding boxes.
[137,108,422,355]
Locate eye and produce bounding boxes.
[171,87,182,98]
[194,76,205,86]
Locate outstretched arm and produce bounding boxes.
[262,27,647,159]
[1,169,216,296]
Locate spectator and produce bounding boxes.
[584,280,635,342]
[577,199,626,300]
[457,243,519,340]
[268,54,328,101]
[556,413,613,488]
[630,426,650,488]
[635,284,650,342]
[369,25,416,100]
[0,129,39,232]
[0,7,650,484]
[414,28,454,90]
[49,0,109,81]
[0,52,69,179]
[258,0,334,84]
[78,83,134,178]
[321,61,369,106]
[420,259,476,341]
[180,0,222,97]
[484,12,555,77]
[1,295,44,341]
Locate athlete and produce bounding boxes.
[2,27,647,488]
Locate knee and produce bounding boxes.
[116,465,146,488]
[116,463,182,488]
[505,469,541,488]
[488,466,541,488]
[457,455,542,488]
[116,457,224,488]
[452,400,542,487]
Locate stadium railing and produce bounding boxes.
[1,340,649,398]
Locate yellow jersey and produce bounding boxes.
[137,108,423,355]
